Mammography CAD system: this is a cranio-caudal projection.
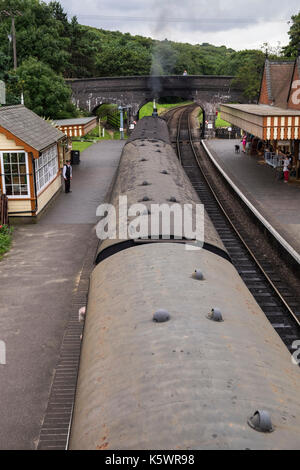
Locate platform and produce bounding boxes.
[0,140,124,449]
[203,139,300,262]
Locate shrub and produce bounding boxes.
[0,224,13,258]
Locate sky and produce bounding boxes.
[45,0,299,51]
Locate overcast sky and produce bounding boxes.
[46,0,299,51]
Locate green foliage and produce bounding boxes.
[221,50,266,101]
[10,57,77,118]
[0,224,12,259]
[71,141,93,152]
[96,103,118,119]
[0,0,298,117]
[139,100,193,119]
[283,11,300,57]
[95,39,151,76]
[215,112,231,128]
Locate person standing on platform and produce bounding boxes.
[63,160,72,193]
[242,134,247,153]
[283,155,290,184]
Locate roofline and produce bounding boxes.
[0,105,65,152]
[65,74,236,82]
[0,124,39,158]
[39,136,66,155]
[287,59,297,104]
[0,123,65,156]
[220,103,300,117]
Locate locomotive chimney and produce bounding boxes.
[152,98,158,117]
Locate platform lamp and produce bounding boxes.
[118,106,124,140]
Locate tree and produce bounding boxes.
[96,40,151,76]
[11,58,76,118]
[230,51,266,101]
[150,41,178,75]
[283,11,300,57]
[0,0,70,74]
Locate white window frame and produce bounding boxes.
[0,151,30,199]
[35,145,59,195]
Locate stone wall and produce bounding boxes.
[67,75,245,138]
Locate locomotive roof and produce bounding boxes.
[127,116,171,145]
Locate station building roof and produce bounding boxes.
[220,56,300,141]
[0,105,65,157]
[220,104,300,141]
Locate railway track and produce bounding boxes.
[171,105,300,354]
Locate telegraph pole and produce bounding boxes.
[11,16,17,69]
[0,9,22,70]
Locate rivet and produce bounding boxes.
[207,308,223,322]
[169,197,177,203]
[248,410,274,433]
[142,181,150,186]
[153,309,170,323]
[193,269,204,281]
[161,170,168,175]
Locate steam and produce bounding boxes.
[149,1,179,98]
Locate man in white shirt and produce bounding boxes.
[63,160,72,193]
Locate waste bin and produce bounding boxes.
[71,150,80,165]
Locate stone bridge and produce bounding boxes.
[67,75,245,137]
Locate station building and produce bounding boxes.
[54,116,98,154]
[0,105,66,221]
[220,56,300,178]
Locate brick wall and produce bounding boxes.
[259,69,270,105]
[288,65,300,111]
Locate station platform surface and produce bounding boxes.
[0,140,124,449]
[204,139,300,260]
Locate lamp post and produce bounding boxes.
[118,106,124,140]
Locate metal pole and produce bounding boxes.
[119,107,124,140]
[11,16,17,70]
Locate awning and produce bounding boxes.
[220,104,300,140]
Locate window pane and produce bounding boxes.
[4,163,10,173]
[19,164,26,174]
[18,153,25,163]
[20,175,27,184]
[10,154,17,163]
[11,164,18,173]
[20,185,28,195]
[5,185,12,195]
[3,153,9,163]
[13,185,21,195]
[5,175,12,185]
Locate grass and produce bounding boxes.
[72,127,127,149]
[71,141,94,152]
[0,224,13,259]
[139,101,193,119]
[215,112,231,128]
